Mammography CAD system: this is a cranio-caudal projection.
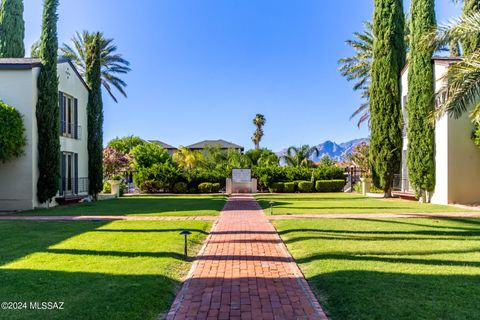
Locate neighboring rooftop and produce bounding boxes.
[186,139,244,151]
[148,140,177,150]
[0,58,42,69]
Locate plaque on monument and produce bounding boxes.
[232,169,251,183]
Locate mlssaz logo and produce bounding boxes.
[29,302,65,310]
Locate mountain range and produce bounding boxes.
[277,138,368,162]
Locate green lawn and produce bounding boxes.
[257,193,468,214]
[0,219,211,320]
[273,218,480,320]
[19,195,227,216]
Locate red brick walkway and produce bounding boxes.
[167,194,327,320]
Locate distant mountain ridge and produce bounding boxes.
[277,138,368,162]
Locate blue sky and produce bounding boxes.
[23,0,460,151]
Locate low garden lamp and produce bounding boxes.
[180,230,192,259]
[269,201,275,215]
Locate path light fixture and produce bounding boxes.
[269,201,275,215]
[180,230,192,259]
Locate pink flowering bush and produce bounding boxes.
[103,147,132,180]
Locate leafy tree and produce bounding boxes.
[346,142,370,177]
[338,21,373,127]
[407,0,436,201]
[282,145,319,168]
[132,143,171,169]
[252,114,266,149]
[107,135,145,154]
[369,0,406,197]
[173,146,204,171]
[244,148,278,166]
[30,40,40,58]
[0,0,24,58]
[0,101,26,162]
[318,155,337,167]
[36,0,60,204]
[61,31,131,103]
[85,33,104,198]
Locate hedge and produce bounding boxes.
[283,182,295,193]
[173,182,188,194]
[315,179,345,192]
[253,165,344,191]
[198,182,221,193]
[268,182,284,193]
[298,181,313,192]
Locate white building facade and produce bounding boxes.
[0,58,89,211]
[400,57,480,205]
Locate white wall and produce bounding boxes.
[0,68,38,211]
[57,62,89,192]
[0,62,89,211]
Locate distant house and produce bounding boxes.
[186,139,244,153]
[399,57,480,205]
[0,58,90,210]
[148,140,177,155]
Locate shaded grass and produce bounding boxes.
[256,193,468,215]
[0,220,211,319]
[273,218,480,320]
[19,195,227,216]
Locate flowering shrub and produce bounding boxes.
[102,147,131,180]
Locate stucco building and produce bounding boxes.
[399,57,480,205]
[0,58,89,211]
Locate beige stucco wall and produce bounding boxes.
[57,62,89,195]
[402,62,480,205]
[0,62,89,211]
[0,68,39,210]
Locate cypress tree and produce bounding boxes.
[461,0,480,55]
[0,0,25,58]
[369,0,406,197]
[85,33,104,198]
[36,0,60,204]
[407,0,436,202]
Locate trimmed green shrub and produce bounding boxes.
[212,183,221,193]
[298,181,313,193]
[268,182,284,193]
[102,181,111,194]
[189,187,197,194]
[315,180,345,192]
[119,182,128,196]
[173,182,188,194]
[0,101,26,163]
[198,182,213,193]
[283,182,295,193]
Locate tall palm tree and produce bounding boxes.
[282,145,319,168]
[173,146,203,171]
[252,114,266,149]
[61,31,131,103]
[338,21,373,127]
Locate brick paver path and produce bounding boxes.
[167,194,327,320]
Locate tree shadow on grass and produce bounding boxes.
[310,271,480,320]
[0,269,179,320]
[0,221,108,266]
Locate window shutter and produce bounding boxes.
[60,153,66,196]
[73,98,78,139]
[59,92,64,135]
[74,153,79,194]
